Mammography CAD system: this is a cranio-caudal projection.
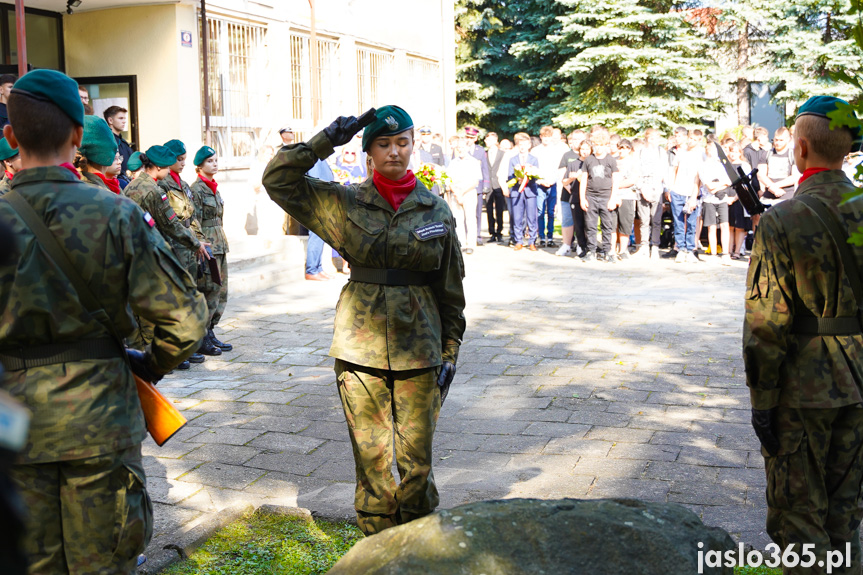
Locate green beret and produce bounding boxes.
[0,137,18,162]
[797,95,862,145]
[194,146,216,166]
[362,105,413,152]
[12,69,84,127]
[164,139,186,158]
[144,145,176,168]
[127,151,143,172]
[80,116,118,167]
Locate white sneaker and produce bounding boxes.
[650,246,659,260]
[632,246,648,258]
[555,244,572,257]
[675,251,687,263]
[575,245,585,257]
[720,254,732,266]
[686,251,700,264]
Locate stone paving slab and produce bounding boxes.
[141,243,775,567]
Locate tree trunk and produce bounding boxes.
[736,20,750,126]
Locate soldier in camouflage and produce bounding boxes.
[76,115,122,194]
[0,135,20,196]
[744,95,863,574]
[124,144,209,353]
[191,146,233,353]
[263,105,466,536]
[0,69,207,575]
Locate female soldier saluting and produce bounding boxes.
[263,106,466,536]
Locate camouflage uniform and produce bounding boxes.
[190,175,229,328]
[744,170,863,574]
[124,171,202,347]
[159,174,206,277]
[263,131,466,535]
[0,166,207,574]
[81,171,107,191]
[0,172,11,196]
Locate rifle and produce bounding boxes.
[714,142,765,216]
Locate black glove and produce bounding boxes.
[437,362,456,406]
[751,407,779,457]
[126,349,163,385]
[323,116,362,148]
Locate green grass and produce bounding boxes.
[735,566,782,574]
[163,510,364,575]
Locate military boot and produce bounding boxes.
[208,328,233,352]
[188,353,205,363]
[176,360,191,370]
[197,333,222,356]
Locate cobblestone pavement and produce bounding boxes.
[144,243,770,558]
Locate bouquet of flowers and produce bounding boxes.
[416,163,451,195]
[506,165,542,192]
[332,168,352,184]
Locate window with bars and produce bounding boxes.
[404,56,443,128]
[289,33,341,130]
[199,16,267,166]
[356,47,395,113]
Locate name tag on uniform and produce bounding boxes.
[413,221,447,240]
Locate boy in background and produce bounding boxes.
[577,127,619,262]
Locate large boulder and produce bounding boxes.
[327,498,735,575]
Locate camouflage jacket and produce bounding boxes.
[0,173,10,196]
[0,166,207,463]
[744,170,863,410]
[124,171,201,252]
[159,174,206,246]
[262,131,466,370]
[190,176,229,254]
[82,171,108,191]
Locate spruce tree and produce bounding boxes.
[546,0,724,134]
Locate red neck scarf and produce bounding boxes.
[170,171,182,187]
[373,169,416,211]
[59,162,80,180]
[198,174,218,195]
[92,171,122,194]
[799,167,831,185]
[4,170,13,181]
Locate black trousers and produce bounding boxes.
[486,188,505,236]
[570,187,587,252]
[584,191,613,254]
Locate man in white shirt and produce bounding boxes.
[532,125,566,247]
[447,137,483,253]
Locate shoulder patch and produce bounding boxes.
[161,193,169,202]
[413,221,448,240]
[143,212,156,228]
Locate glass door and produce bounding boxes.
[75,75,139,151]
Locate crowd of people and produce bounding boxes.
[409,120,862,266]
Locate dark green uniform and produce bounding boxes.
[0,166,207,574]
[159,173,205,277]
[263,131,466,535]
[0,172,12,196]
[81,171,107,191]
[124,171,202,347]
[744,170,863,574]
[190,175,229,328]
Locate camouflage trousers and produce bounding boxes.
[197,252,228,327]
[334,359,441,536]
[763,405,863,575]
[10,444,152,575]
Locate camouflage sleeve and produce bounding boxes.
[743,213,794,409]
[431,212,467,365]
[261,131,349,249]
[191,185,204,224]
[144,186,201,252]
[123,206,208,373]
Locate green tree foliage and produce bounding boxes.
[543,0,724,134]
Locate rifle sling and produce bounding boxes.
[794,194,863,336]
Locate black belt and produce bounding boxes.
[202,218,221,226]
[349,267,430,286]
[792,316,863,336]
[0,338,124,371]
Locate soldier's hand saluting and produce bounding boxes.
[323,109,377,147]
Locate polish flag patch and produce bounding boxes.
[161,194,168,201]
[143,212,156,228]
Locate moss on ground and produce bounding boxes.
[162,510,363,575]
